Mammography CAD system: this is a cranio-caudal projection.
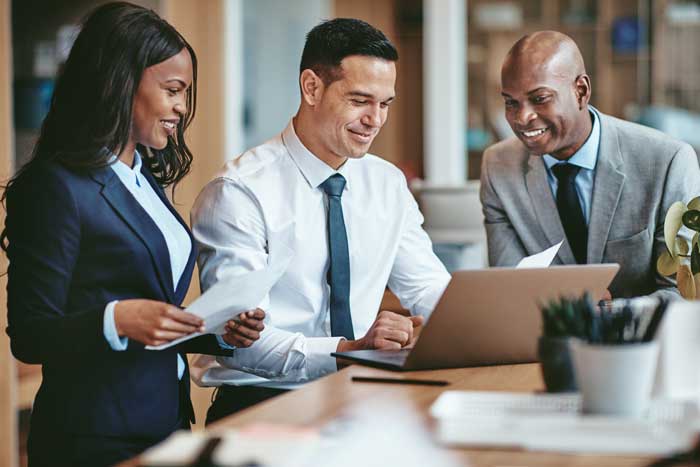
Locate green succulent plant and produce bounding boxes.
[540,294,592,339]
[658,197,700,299]
[540,293,650,345]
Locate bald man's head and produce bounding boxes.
[500,31,593,160]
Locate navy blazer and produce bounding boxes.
[5,160,230,441]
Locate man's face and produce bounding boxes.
[313,55,396,162]
[501,60,585,159]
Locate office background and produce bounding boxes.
[2,0,699,465]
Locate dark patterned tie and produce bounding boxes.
[320,174,354,339]
[552,163,588,264]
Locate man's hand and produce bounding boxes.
[336,310,424,353]
[114,299,204,347]
[222,308,266,347]
[601,289,613,301]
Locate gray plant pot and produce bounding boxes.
[538,336,577,392]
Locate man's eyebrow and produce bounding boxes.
[526,87,553,95]
[347,91,374,98]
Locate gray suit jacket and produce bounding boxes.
[480,112,700,299]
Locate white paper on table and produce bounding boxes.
[516,240,563,269]
[146,224,295,350]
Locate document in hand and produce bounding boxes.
[516,240,563,268]
[146,224,295,350]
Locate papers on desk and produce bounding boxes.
[146,225,295,350]
[516,240,563,268]
[430,391,699,455]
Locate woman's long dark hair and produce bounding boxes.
[1,1,198,250]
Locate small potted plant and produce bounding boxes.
[658,197,700,298]
[568,297,668,417]
[538,294,592,392]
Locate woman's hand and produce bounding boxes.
[113,299,204,347]
[222,308,266,347]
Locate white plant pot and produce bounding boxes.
[571,339,659,417]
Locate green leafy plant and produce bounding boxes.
[540,293,652,345]
[658,197,700,299]
[541,294,592,339]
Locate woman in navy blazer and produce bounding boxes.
[3,3,264,466]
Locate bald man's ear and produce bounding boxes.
[300,69,325,107]
[574,74,592,110]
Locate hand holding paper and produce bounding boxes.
[146,224,295,350]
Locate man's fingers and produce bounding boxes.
[374,338,402,350]
[376,328,410,346]
[409,315,424,327]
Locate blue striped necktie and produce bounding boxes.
[320,174,354,340]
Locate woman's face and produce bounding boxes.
[131,48,193,151]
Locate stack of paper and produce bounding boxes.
[430,391,700,455]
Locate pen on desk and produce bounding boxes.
[641,299,668,342]
[190,436,222,467]
[351,376,449,386]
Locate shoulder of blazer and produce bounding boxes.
[597,112,689,163]
[482,136,531,175]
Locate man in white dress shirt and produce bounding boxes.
[191,18,451,423]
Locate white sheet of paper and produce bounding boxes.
[516,240,563,269]
[146,224,295,350]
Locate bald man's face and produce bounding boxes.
[501,58,590,159]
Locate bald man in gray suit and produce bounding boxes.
[480,31,700,299]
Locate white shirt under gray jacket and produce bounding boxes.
[480,110,700,300]
[190,120,451,389]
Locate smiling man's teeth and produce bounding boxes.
[523,128,546,137]
[162,121,176,130]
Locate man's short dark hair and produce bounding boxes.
[300,18,398,85]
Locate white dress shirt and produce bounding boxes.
[190,120,450,389]
[102,151,192,379]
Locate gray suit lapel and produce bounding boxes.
[587,115,626,264]
[525,155,577,264]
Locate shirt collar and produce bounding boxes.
[543,106,600,171]
[282,119,352,191]
[109,150,143,186]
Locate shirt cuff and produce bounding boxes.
[306,336,344,378]
[103,300,128,351]
[216,334,236,350]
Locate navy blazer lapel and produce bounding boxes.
[90,166,177,303]
[587,115,626,264]
[139,166,197,303]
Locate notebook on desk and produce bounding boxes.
[331,264,619,371]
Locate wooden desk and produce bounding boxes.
[124,363,656,467]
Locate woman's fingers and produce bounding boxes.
[226,322,260,340]
[238,315,265,331]
[160,317,202,334]
[166,306,204,329]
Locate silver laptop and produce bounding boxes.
[331,264,619,371]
